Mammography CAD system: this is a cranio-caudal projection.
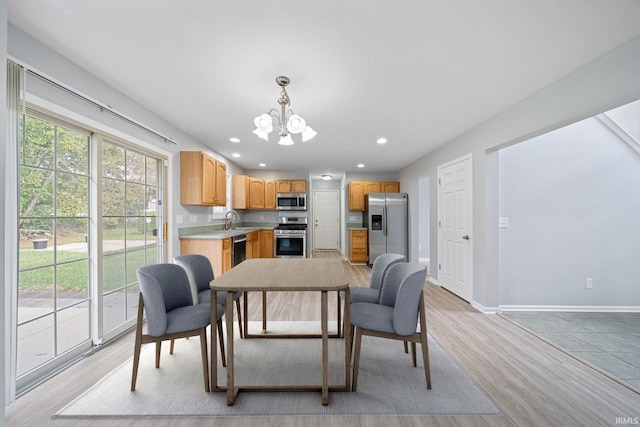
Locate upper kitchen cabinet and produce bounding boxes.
[276,179,307,193]
[232,175,266,209]
[265,179,276,209]
[381,182,400,193]
[348,180,400,211]
[180,151,226,206]
[348,181,365,211]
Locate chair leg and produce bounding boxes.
[236,299,243,339]
[199,327,210,392]
[217,319,226,367]
[403,340,409,353]
[131,296,144,391]
[411,342,417,367]
[155,341,162,368]
[170,339,175,354]
[419,292,431,389]
[352,327,363,391]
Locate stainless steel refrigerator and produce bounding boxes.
[363,193,408,266]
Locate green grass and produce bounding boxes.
[19,228,156,292]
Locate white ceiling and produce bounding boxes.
[8,1,640,179]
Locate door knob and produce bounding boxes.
[462,235,470,240]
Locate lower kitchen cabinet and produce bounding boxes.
[180,237,232,278]
[259,229,274,258]
[246,231,259,259]
[349,229,368,264]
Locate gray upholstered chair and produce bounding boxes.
[132,263,225,392]
[174,254,244,338]
[338,253,406,336]
[350,262,431,391]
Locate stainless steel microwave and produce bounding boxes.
[276,193,306,210]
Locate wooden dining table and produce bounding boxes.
[210,258,351,406]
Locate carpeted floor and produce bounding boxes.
[55,322,499,418]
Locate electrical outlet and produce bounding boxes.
[586,278,593,289]
[190,215,197,223]
[176,215,183,224]
[499,217,509,228]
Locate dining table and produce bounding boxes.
[210,257,351,406]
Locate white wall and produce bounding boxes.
[399,36,640,311]
[499,115,640,307]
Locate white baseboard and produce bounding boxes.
[499,305,640,313]
[471,301,500,314]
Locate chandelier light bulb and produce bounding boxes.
[287,114,306,134]
[278,134,294,145]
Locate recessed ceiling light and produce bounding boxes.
[259,163,266,167]
[377,137,387,144]
[232,153,240,158]
[321,174,332,180]
[230,137,240,143]
[357,163,365,168]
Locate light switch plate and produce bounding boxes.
[499,217,509,228]
[176,215,183,224]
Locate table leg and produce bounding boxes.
[262,291,267,333]
[343,287,351,391]
[243,291,248,337]
[225,291,235,405]
[321,290,329,406]
[211,288,218,391]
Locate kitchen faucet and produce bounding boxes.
[224,210,240,230]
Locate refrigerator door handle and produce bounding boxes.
[383,204,387,236]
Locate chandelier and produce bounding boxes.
[252,76,317,145]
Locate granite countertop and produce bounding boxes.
[179,224,276,239]
[347,225,367,230]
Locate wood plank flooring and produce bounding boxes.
[6,251,640,426]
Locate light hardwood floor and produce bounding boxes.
[6,251,640,426]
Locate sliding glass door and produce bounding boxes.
[17,112,92,385]
[16,111,167,393]
[101,139,164,339]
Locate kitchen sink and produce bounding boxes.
[230,226,256,230]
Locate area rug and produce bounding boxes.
[54,322,499,418]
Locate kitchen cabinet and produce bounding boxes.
[349,229,368,264]
[180,151,226,206]
[180,237,232,278]
[348,181,365,211]
[265,179,276,209]
[364,181,381,194]
[222,238,232,273]
[232,176,266,209]
[348,180,400,211]
[381,182,400,193]
[246,231,259,259]
[259,229,274,258]
[276,179,307,193]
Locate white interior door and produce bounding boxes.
[313,190,339,250]
[437,154,473,301]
